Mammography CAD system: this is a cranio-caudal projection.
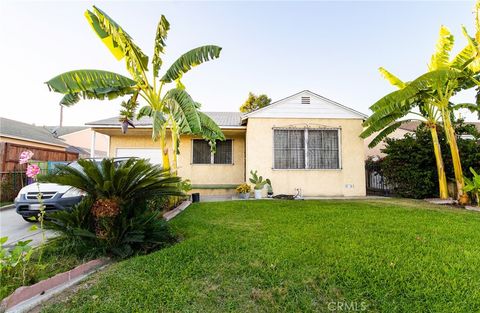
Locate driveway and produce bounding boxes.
[0,205,55,247]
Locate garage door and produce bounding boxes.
[116,148,163,165]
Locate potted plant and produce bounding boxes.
[249,170,269,199]
[236,183,251,200]
[465,167,480,211]
[266,179,273,198]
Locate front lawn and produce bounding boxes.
[1,240,90,300]
[42,200,480,312]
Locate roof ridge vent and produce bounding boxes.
[301,96,310,104]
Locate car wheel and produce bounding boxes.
[22,216,37,223]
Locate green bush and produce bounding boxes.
[379,121,480,199]
[43,158,183,258]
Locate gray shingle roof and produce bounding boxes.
[0,117,68,147]
[45,126,88,137]
[87,112,244,127]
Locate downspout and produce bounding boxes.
[90,130,96,158]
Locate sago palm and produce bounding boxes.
[42,158,183,205]
[361,23,480,201]
[45,6,225,172]
[42,158,182,244]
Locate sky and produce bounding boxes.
[0,0,478,126]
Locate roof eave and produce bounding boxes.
[86,125,247,130]
[0,134,68,148]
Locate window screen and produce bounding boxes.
[214,140,233,164]
[192,139,233,164]
[273,130,305,169]
[307,130,339,169]
[273,129,340,169]
[192,140,211,164]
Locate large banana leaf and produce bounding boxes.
[84,10,123,60]
[451,27,477,70]
[361,105,412,139]
[379,67,406,89]
[164,88,202,133]
[160,45,222,83]
[196,111,225,143]
[46,70,137,106]
[85,6,149,82]
[152,15,170,78]
[136,106,166,141]
[429,26,455,70]
[370,69,464,112]
[365,120,413,148]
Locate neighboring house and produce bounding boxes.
[87,90,368,197]
[45,126,108,158]
[365,121,480,158]
[0,117,79,172]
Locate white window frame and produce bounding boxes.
[191,139,234,165]
[272,128,342,170]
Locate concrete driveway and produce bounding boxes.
[0,205,55,248]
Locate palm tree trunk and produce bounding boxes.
[429,126,449,199]
[442,116,465,200]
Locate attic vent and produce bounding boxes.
[301,96,310,104]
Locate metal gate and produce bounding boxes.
[365,162,393,196]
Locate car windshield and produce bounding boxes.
[65,159,128,173]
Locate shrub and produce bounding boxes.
[236,183,251,194]
[379,121,480,199]
[42,158,183,258]
[465,167,480,205]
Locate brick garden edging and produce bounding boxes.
[163,200,192,221]
[0,201,190,312]
[0,258,109,313]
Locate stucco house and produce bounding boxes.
[45,126,109,158]
[87,90,368,197]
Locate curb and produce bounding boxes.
[0,204,14,212]
[1,258,109,313]
[163,201,192,221]
[424,198,456,205]
[466,206,480,212]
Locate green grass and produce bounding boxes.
[42,200,480,312]
[0,201,13,207]
[1,240,90,300]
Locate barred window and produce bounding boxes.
[273,129,340,169]
[214,140,233,164]
[192,139,233,164]
[192,140,211,164]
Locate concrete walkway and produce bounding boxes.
[0,205,55,248]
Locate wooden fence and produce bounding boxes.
[0,142,78,201]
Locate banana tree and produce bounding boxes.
[361,24,480,201]
[46,6,225,172]
[361,69,450,199]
